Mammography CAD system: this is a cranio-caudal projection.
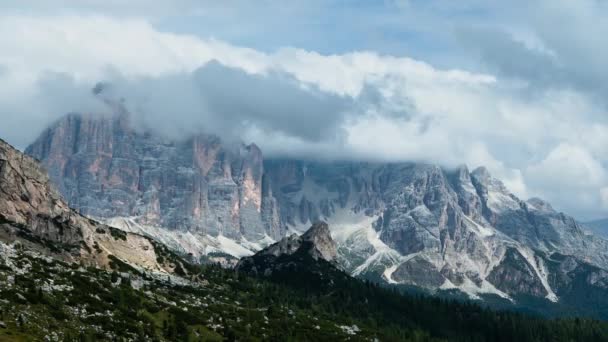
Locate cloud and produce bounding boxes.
[456,1,608,106]
[527,144,606,189]
[601,188,608,210]
[456,27,561,89]
[101,62,354,144]
[0,11,607,220]
[0,70,105,148]
[526,144,608,218]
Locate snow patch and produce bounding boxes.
[325,208,402,277]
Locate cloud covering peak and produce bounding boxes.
[0,5,607,220]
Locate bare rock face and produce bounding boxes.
[26,113,282,241]
[235,221,337,276]
[300,221,337,262]
[245,221,336,263]
[486,248,548,297]
[0,137,83,247]
[391,256,445,288]
[264,159,608,303]
[0,138,190,276]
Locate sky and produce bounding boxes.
[0,1,608,220]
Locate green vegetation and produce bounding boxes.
[108,227,127,241]
[0,243,607,341]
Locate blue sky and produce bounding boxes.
[1,1,608,220]
[155,1,487,65]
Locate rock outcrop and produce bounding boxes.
[235,221,337,276]
[0,138,190,275]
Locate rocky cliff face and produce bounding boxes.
[0,138,191,276]
[264,160,608,304]
[26,113,283,246]
[235,221,337,277]
[25,112,608,307]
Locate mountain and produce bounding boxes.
[585,218,608,238]
[26,112,282,265]
[26,112,608,316]
[236,222,608,341]
[0,137,196,277]
[0,135,418,340]
[3,223,607,341]
[237,221,337,271]
[236,222,343,288]
[264,160,608,310]
[6,140,607,341]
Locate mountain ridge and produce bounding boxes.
[24,112,608,315]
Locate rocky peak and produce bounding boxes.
[26,112,282,241]
[0,138,79,245]
[471,166,511,196]
[251,221,336,262]
[451,164,471,184]
[301,221,337,262]
[470,166,522,217]
[235,222,338,276]
[471,166,491,180]
[526,197,555,213]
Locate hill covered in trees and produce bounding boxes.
[2,235,607,341]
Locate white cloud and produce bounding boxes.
[0,13,607,219]
[526,144,607,218]
[601,187,608,210]
[0,14,269,81]
[527,144,606,189]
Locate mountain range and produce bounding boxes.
[23,109,608,317]
[5,136,607,340]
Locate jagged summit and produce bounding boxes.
[235,221,338,276]
[243,221,337,264]
[301,221,337,261]
[25,112,283,246]
[526,197,555,213]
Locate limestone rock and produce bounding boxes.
[0,138,188,276]
[26,113,282,241]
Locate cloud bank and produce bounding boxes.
[0,5,607,220]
